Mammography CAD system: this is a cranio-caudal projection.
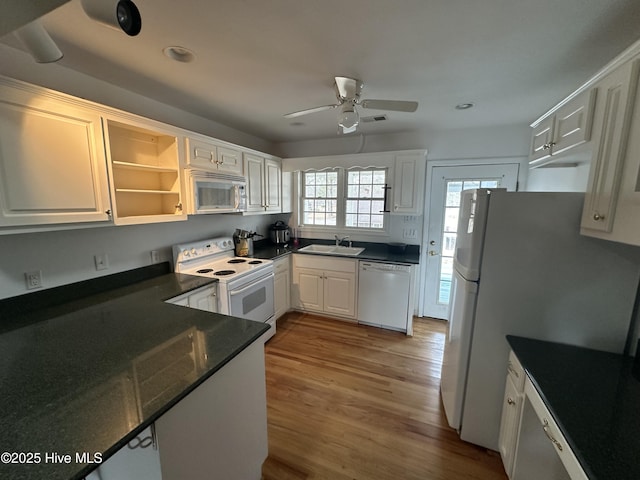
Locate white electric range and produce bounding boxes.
[173,237,275,340]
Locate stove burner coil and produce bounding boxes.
[228,259,247,264]
[248,260,263,265]
[196,268,214,274]
[214,270,236,276]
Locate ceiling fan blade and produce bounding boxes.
[283,104,339,118]
[360,99,419,112]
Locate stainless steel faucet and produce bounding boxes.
[335,235,351,247]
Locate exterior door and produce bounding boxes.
[422,164,519,319]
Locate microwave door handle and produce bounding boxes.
[234,185,240,210]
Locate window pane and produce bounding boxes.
[446,181,463,207]
[373,171,386,184]
[444,207,459,232]
[306,186,316,197]
[371,200,384,213]
[372,185,385,197]
[358,201,371,213]
[346,214,357,227]
[370,214,384,228]
[359,171,373,184]
[463,180,481,190]
[327,185,337,197]
[305,173,316,185]
[316,172,327,184]
[316,199,325,211]
[359,185,372,198]
[357,215,371,227]
[304,212,314,224]
[327,200,337,213]
[348,185,359,197]
[346,200,357,213]
[481,179,499,188]
[326,213,337,225]
[328,172,338,184]
[316,185,327,197]
[348,171,359,183]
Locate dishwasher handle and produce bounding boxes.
[360,262,411,273]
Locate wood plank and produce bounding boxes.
[263,312,507,480]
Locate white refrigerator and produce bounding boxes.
[440,189,640,451]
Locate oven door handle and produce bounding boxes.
[228,272,274,296]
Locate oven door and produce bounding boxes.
[227,272,275,323]
[191,174,246,213]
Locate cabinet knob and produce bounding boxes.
[175,202,183,211]
[507,397,515,406]
[593,212,604,221]
[105,209,112,216]
[542,143,550,150]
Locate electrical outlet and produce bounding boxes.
[150,250,160,263]
[403,228,418,239]
[94,253,109,271]
[25,270,43,290]
[403,215,417,223]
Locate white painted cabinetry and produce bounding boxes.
[292,254,357,319]
[167,285,218,313]
[0,80,111,227]
[392,153,425,214]
[244,153,281,213]
[103,117,186,225]
[185,135,243,175]
[580,59,640,243]
[529,89,596,167]
[273,255,291,319]
[498,351,525,478]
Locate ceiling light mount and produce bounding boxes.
[13,20,63,63]
[163,46,196,63]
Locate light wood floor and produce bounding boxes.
[262,312,507,480]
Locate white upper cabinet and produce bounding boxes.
[393,153,426,214]
[185,135,243,175]
[103,117,187,225]
[0,80,111,228]
[244,153,281,213]
[529,88,596,167]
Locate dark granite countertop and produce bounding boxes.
[0,264,268,480]
[252,238,420,264]
[507,335,640,480]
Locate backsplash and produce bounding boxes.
[0,213,290,299]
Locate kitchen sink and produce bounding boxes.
[298,244,365,256]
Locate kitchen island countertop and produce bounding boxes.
[507,335,640,480]
[0,264,268,480]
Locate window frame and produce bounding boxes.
[298,167,390,234]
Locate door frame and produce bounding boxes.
[417,157,527,318]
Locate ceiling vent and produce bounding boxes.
[361,114,388,123]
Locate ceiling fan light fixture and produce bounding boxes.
[338,104,359,130]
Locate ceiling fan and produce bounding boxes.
[284,76,419,134]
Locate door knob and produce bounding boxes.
[429,240,436,246]
[429,250,439,256]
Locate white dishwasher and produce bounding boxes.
[357,261,412,332]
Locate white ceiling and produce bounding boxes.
[5,0,640,143]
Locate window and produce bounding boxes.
[302,171,338,226]
[300,168,388,231]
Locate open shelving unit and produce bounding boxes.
[105,119,186,224]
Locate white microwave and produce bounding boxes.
[188,170,247,214]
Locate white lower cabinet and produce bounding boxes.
[498,352,525,478]
[501,352,588,480]
[273,255,291,319]
[86,339,267,480]
[166,285,218,313]
[292,254,357,319]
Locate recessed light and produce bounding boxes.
[455,103,475,110]
[163,46,196,63]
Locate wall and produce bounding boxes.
[525,163,590,192]
[0,213,290,299]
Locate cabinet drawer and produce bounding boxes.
[293,253,356,273]
[507,351,525,391]
[274,256,290,274]
[523,379,588,480]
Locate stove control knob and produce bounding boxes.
[191,248,197,256]
[183,250,190,257]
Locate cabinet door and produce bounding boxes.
[0,86,111,227]
[185,137,217,170]
[529,117,555,163]
[324,271,356,318]
[244,153,265,212]
[188,286,218,313]
[499,376,522,478]
[393,154,424,214]
[274,257,291,319]
[294,267,324,312]
[217,146,243,175]
[281,171,293,213]
[581,60,639,233]
[552,89,596,156]
[95,426,162,480]
[264,158,282,212]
